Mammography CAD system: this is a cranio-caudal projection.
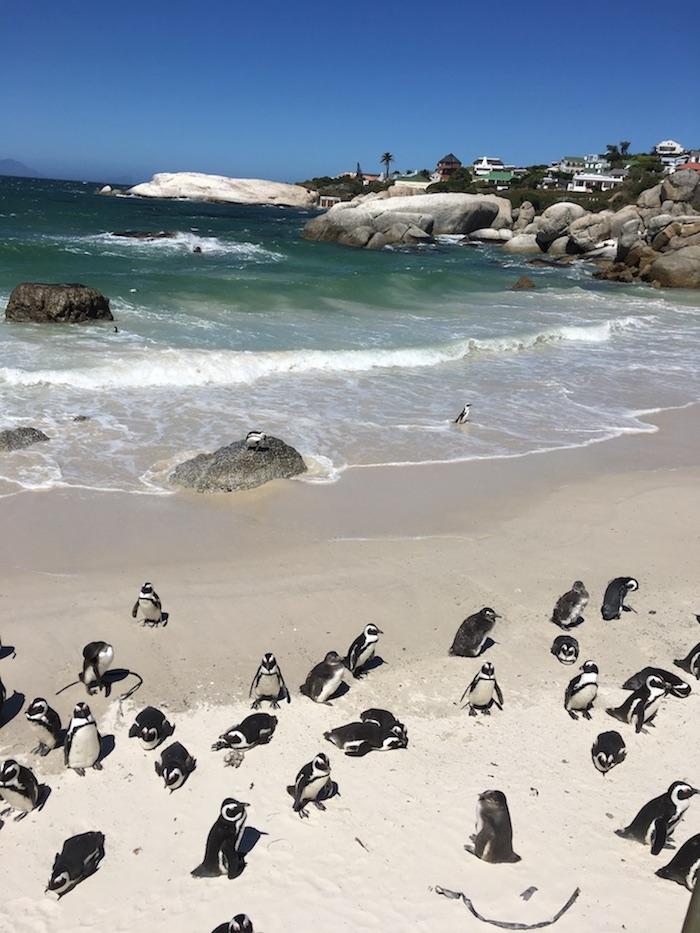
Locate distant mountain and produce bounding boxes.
[0,159,41,178]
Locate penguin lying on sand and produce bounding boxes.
[154,742,196,792]
[591,731,626,775]
[212,713,277,753]
[656,834,700,890]
[551,634,579,665]
[0,759,41,820]
[128,706,175,750]
[212,916,255,933]
[192,799,248,879]
[616,782,698,854]
[46,831,105,898]
[674,642,700,681]
[622,667,691,698]
[324,716,408,756]
[465,790,521,863]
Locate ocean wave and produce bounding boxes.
[61,231,284,262]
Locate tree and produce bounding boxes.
[606,143,621,163]
[356,162,363,178]
[620,140,631,157]
[380,152,394,180]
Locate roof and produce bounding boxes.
[438,153,461,164]
[480,171,514,181]
[562,156,585,162]
[677,162,700,172]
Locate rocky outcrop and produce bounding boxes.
[511,276,536,290]
[503,234,540,253]
[468,228,512,242]
[169,436,307,493]
[0,427,50,452]
[513,201,535,231]
[535,202,587,250]
[5,283,113,323]
[129,172,319,208]
[647,245,700,288]
[661,169,700,206]
[567,211,614,253]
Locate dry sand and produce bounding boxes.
[1,407,699,932]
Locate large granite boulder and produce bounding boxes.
[502,234,541,253]
[129,172,319,208]
[468,228,512,242]
[513,201,536,231]
[568,211,614,253]
[616,217,644,261]
[637,184,662,209]
[661,170,700,205]
[0,427,49,452]
[5,283,113,323]
[535,202,587,250]
[170,435,307,493]
[645,245,700,288]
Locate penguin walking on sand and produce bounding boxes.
[551,634,579,666]
[25,697,62,756]
[623,667,691,698]
[249,653,290,709]
[245,431,267,451]
[46,831,105,898]
[564,660,599,720]
[212,916,255,933]
[0,759,40,819]
[154,742,196,792]
[299,652,353,704]
[346,624,383,678]
[79,641,114,695]
[288,753,337,818]
[607,673,668,733]
[64,703,102,776]
[601,577,638,620]
[128,706,175,750]
[616,782,698,854]
[674,641,700,681]
[465,790,521,863]
[551,581,589,630]
[591,731,627,775]
[454,404,472,425]
[191,798,249,879]
[131,582,165,626]
[450,607,501,658]
[459,662,504,716]
[212,714,277,753]
[656,834,700,890]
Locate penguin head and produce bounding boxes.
[364,624,383,641]
[324,651,344,667]
[581,660,599,676]
[625,578,639,591]
[669,782,698,804]
[481,608,501,622]
[572,580,587,593]
[163,767,183,792]
[261,652,278,673]
[0,759,21,786]
[593,751,612,774]
[646,675,667,695]
[223,729,247,748]
[384,724,409,749]
[481,662,495,677]
[141,582,154,595]
[141,727,159,746]
[312,753,331,777]
[221,798,249,825]
[26,697,49,721]
[46,869,73,898]
[72,702,94,724]
[229,916,254,933]
[478,789,508,812]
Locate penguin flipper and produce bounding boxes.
[651,819,667,856]
[615,827,632,839]
[131,601,139,619]
[606,706,626,723]
[191,862,220,878]
[495,683,504,708]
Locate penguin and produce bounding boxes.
[551,581,589,630]
[64,703,102,776]
[459,661,504,716]
[131,582,164,626]
[591,731,627,775]
[465,790,521,863]
[674,642,700,681]
[191,798,249,879]
[212,917,255,933]
[345,623,383,678]
[0,637,15,659]
[0,759,40,819]
[616,782,698,854]
[154,741,196,792]
[79,641,114,695]
[656,834,700,890]
[299,652,353,704]
[287,753,336,818]
[622,667,691,698]
[360,708,402,731]
[245,431,267,451]
[25,697,62,756]
[449,607,500,658]
[46,831,105,898]
[249,653,290,709]
[601,577,638,620]
[564,660,599,720]
[606,673,668,733]
[551,634,579,666]
[324,720,408,756]
[128,706,175,750]
[454,404,471,425]
[212,713,277,753]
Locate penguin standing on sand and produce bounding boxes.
[79,642,114,695]
[46,831,105,898]
[454,404,471,425]
[131,582,165,626]
[465,790,521,863]
[623,667,691,698]
[591,731,626,775]
[299,652,353,704]
[64,703,102,776]
[674,642,700,680]
[601,577,638,620]
[212,916,255,933]
[0,759,40,819]
[154,742,196,792]
[212,714,277,753]
[616,782,698,854]
[191,798,249,879]
[128,706,175,750]
[288,753,337,818]
[249,653,290,709]
[245,431,267,451]
[25,698,62,756]
[551,634,579,665]
[459,662,504,716]
[450,608,501,658]
[551,581,589,630]
[656,834,700,890]
[564,660,599,720]
[346,624,383,678]
[607,673,668,733]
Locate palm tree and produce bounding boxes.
[620,140,631,157]
[380,152,395,180]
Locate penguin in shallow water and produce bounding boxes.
[299,652,352,704]
[46,831,105,898]
[591,731,626,775]
[616,781,698,854]
[551,634,579,666]
[454,404,471,425]
[212,714,277,753]
[449,607,500,658]
[656,834,700,890]
[64,703,102,776]
[249,653,290,709]
[288,753,337,818]
[25,697,62,756]
[465,790,521,863]
[564,660,599,720]
[154,741,196,792]
[245,431,267,451]
[622,667,691,698]
[191,798,248,879]
[212,916,255,933]
[607,673,668,733]
[459,661,503,716]
[346,623,383,678]
[601,577,638,620]
[0,759,40,819]
[131,582,164,626]
[79,641,114,695]
[128,706,175,750]
[674,641,700,681]
[551,581,589,630]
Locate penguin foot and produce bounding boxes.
[483,709,492,716]
[270,700,280,710]
[13,811,28,822]
[93,762,103,771]
[0,807,11,818]
[30,744,43,756]
[250,700,261,710]
[582,710,592,721]
[468,708,477,717]
[297,808,309,819]
[567,710,579,720]
[313,801,327,811]
[74,768,86,777]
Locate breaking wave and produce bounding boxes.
[63,231,284,262]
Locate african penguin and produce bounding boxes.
[324,719,408,756]
[79,641,114,695]
[131,582,164,626]
[606,674,668,733]
[0,637,15,659]
[46,831,105,898]
[345,623,383,678]
[601,577,638,621]
[459,662,503,716]
[299,652,352,704]
[674,642,700,681]
[211,713,277,753]
[288,753,337,818]
[591,731,627,775]
[212,916,255,933]
[245,431,267,451]
[623,667,691,698]
[360,708,402,731]
[454,404,471,425]
[0,759,40,819]
[616,781,698,854]
[551,581,589,630]
[564,660,599,720]
[64,703,102,776]
[656,834,700,891]
[551,634,579,666]
[25,697,62,756]
[154,741,196,792]
[449,607,500,658]
[465,790,521,863]
[249,653,290,709]
[128,706,175,750]
[191,798,249,879]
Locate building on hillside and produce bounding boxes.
[655,139,685,157]
[319,195,342,209]
[477,170,515,190]
[435,153,462,181]
[393,175,431,190]
[472,156,517,176]
[567,173,625,193]
[583,154,611,173]
[557,157,585,174]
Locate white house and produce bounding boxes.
[655,139,685,157]
[567,173,624,193]
[472,156,515,176]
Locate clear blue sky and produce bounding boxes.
[4,0,699,183]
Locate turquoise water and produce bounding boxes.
[1,175,699,494]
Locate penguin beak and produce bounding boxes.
[376,628,384,635]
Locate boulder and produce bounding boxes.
[637,184,662,209]
[568,211,614,253]
[513,201,535,231]
[129,172,319,208]
[609,204,641,238]
[468,228,512,242]
[511,275,536,290]
[661,170,699,204]
[645,245,700,288]
[616,217,644,261]
[535,202,587,249]
[170,436,307,493]
[5,283,113,323]
[0,427,50,452]
[547,236,573,256]
[502,234,541,254]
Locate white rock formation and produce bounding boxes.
[128,172,319,208]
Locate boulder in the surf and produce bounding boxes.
[169,436,307,493]
[5,283,113,324]
[0,427,50,452]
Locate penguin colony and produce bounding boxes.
[1,573,699,932]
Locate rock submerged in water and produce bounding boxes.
[170,436,307,493]
[0,427,50,452]
[511,275,536,290]
[5,283,113,324]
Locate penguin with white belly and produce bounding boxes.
[459,662,504,716]
[0,759,40,820]
[191,798,249,879]
[64,703,102,776]
[299,652,353,704]
[564,660,599,720]
[25,698,62,756]
[79,642,114,695]
[249,653,290,709]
